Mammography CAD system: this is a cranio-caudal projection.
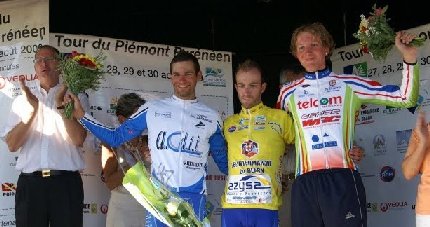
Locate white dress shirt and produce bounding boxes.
[0,84,87,173]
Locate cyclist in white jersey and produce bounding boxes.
[65,51,228,226]
[278,22,420,227]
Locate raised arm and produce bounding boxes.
[56,85,87,147]
[67,93,148,148]
[402,111,430,180]
[5,80,39,152]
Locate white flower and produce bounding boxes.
[359,15,369,28]
[166,200,180,216]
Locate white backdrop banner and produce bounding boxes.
[331,23,430,227]
[0,1,232,226]
[0,0,48,226]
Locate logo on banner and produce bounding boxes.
[373,134,387,155]
[343,62,367,77]
[1,182,16,196]
[100,204,108,214]
[367,202,378,212]
[396,129,412,153]
[203,67,226,87]
[380,166,395,182]
[379,201,407,212]
[107,97,118,115]
[83,203,98,214]
[356,104,378,125]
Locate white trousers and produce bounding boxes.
[106,188,147,227]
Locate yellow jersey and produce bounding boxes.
[221,102,295,210]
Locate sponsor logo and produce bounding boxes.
[254,115,266,125]
[383,106,402,114]
[107,97,118,115]
[241,140,259,158]
[396,129,412,153]
[0,220,16,226]
[183,160,204,170]
[203,67,226,87]
[302,115,341,127]
[311,134,337,149]
[297,96,342,109]
[268,122,281,134]
[367,202,379,212]
[345,211,356,220]
[380,166,395,182]
[83,203,98,214]
[100,204,108,214]
[379,201,408,212]
[195,121,205,128]
[156,131,202,156]
[155,111,172,118]
[1,183,16,197]
[227,175,271,192]
[191,114,212,123]
[373,134,387,156]
[228,126,237,133]
[301,109,341,119]
[343,62,368,77]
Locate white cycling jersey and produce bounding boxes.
[80,95,228,194]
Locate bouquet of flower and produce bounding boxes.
[58,51,106,118]
[123,161,207,227]
[353,4,425,61]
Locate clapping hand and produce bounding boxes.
[19,79,38,124]
[415,111,430,150]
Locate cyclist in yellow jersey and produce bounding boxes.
[221,59,294,227]
[221,59,365,227]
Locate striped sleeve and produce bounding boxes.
[337,62,419,108]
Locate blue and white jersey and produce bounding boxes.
[80,95,228,194]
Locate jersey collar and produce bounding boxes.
[241,102,265,115]
[171,95,199,104]
[304,68,331,80]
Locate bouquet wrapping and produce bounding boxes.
[353,4,425,61]
[123,162,208,227]
[58,51,106,118]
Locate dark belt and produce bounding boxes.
[20,170,79,178]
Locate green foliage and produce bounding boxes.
[353,4,425,61]
[58,52,106,118]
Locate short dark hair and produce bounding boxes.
[35,45,60,58]
[279,62,306,84]
[235,59,265,84]
[170,50,200,73]
[115,93,145,118]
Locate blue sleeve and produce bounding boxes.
[79,106,148,148]
[209,124,228,175]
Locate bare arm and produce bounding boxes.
[5,80,38,152]
[101,145,124,190]
[56,85,87,147]
[402,111,430,180]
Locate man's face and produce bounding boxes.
[235,68,266,109]
[171,60,201,100]
[34,48,60,87]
